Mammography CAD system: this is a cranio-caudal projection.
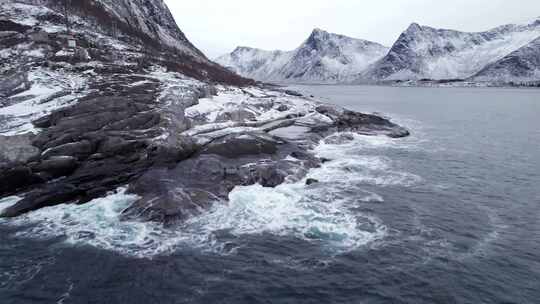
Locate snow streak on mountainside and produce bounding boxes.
[216,29,389,83]
[1,0,251,84]
[216,47,293,81]
[88,0,205,58]
[9,0,204,59]
[363,19,540,81]
[472,35,540,82]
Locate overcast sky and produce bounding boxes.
[165,0,540,59]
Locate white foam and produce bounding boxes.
[3,188,233,257]
[189,183,387,252]
[312,134,423,187]
[6,188,181,257]
[1,133,420,257]
[0,196,22,215]
[184,133,423,253]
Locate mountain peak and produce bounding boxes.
[312,28,328,34]
[309,28,331,40]
[305,28,333,50]
[233,46,255,53]
[216,28,389,83]
[406,22,423,33]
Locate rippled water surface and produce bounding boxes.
[1,85,540,303]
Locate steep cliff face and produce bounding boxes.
[2,0,251,84]
[71,0,206,58]
[6,0,203,56]
[216,29,388,83]
[363,19,540,81]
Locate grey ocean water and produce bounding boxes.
[1,85,540,303]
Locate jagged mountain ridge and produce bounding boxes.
[362,19,540,81]
[216,29,389,83]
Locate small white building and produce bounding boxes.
[58,33,77,49]
[67,38,76,48]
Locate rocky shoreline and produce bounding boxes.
[0,1,409,226]
[0,69,409,224]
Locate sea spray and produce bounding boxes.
[0,133,420,257]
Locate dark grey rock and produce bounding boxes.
[123,183,213,226]
[0,184,82,218]
[0,166,42,197]
[276,104,289,112]
[284,90,303,97]
[202,133,279,158]
[30,156,79,178]
[216,109,256,122]
[0,134,40,166]
[306,178,319,185]
[0,80,197,217]
[315,104,342,119]
[41,140,95,160]
[0,71,29,99]
[324,133,355,145]
[121,132,323,224]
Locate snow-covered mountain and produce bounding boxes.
[8,0,204,58]
[472,36,540,82]
[216,29,389,83]
[362,19,540,81]
[216,47,293,81]
[80,0,206,58]
[1,0,250,84]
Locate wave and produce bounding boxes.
[0,196,22,215]
[0,133,421,257]
[188,183,388,253]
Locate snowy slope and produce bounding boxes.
[1,0,250,84]
[8,0,205,59]
[363,19,540,81]
[216,29,389,83]
[472,35,540,82]
[90,0,206,59]
[216,47,293,81]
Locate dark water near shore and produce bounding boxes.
[1,86,540,303]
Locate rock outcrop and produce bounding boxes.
[0,0,410,224]
[0,73,409,221]
[120,100,409,226]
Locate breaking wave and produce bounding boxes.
[0,133,421,257]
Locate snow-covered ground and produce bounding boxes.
[182,85,325,145]
[0,68,89,135]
